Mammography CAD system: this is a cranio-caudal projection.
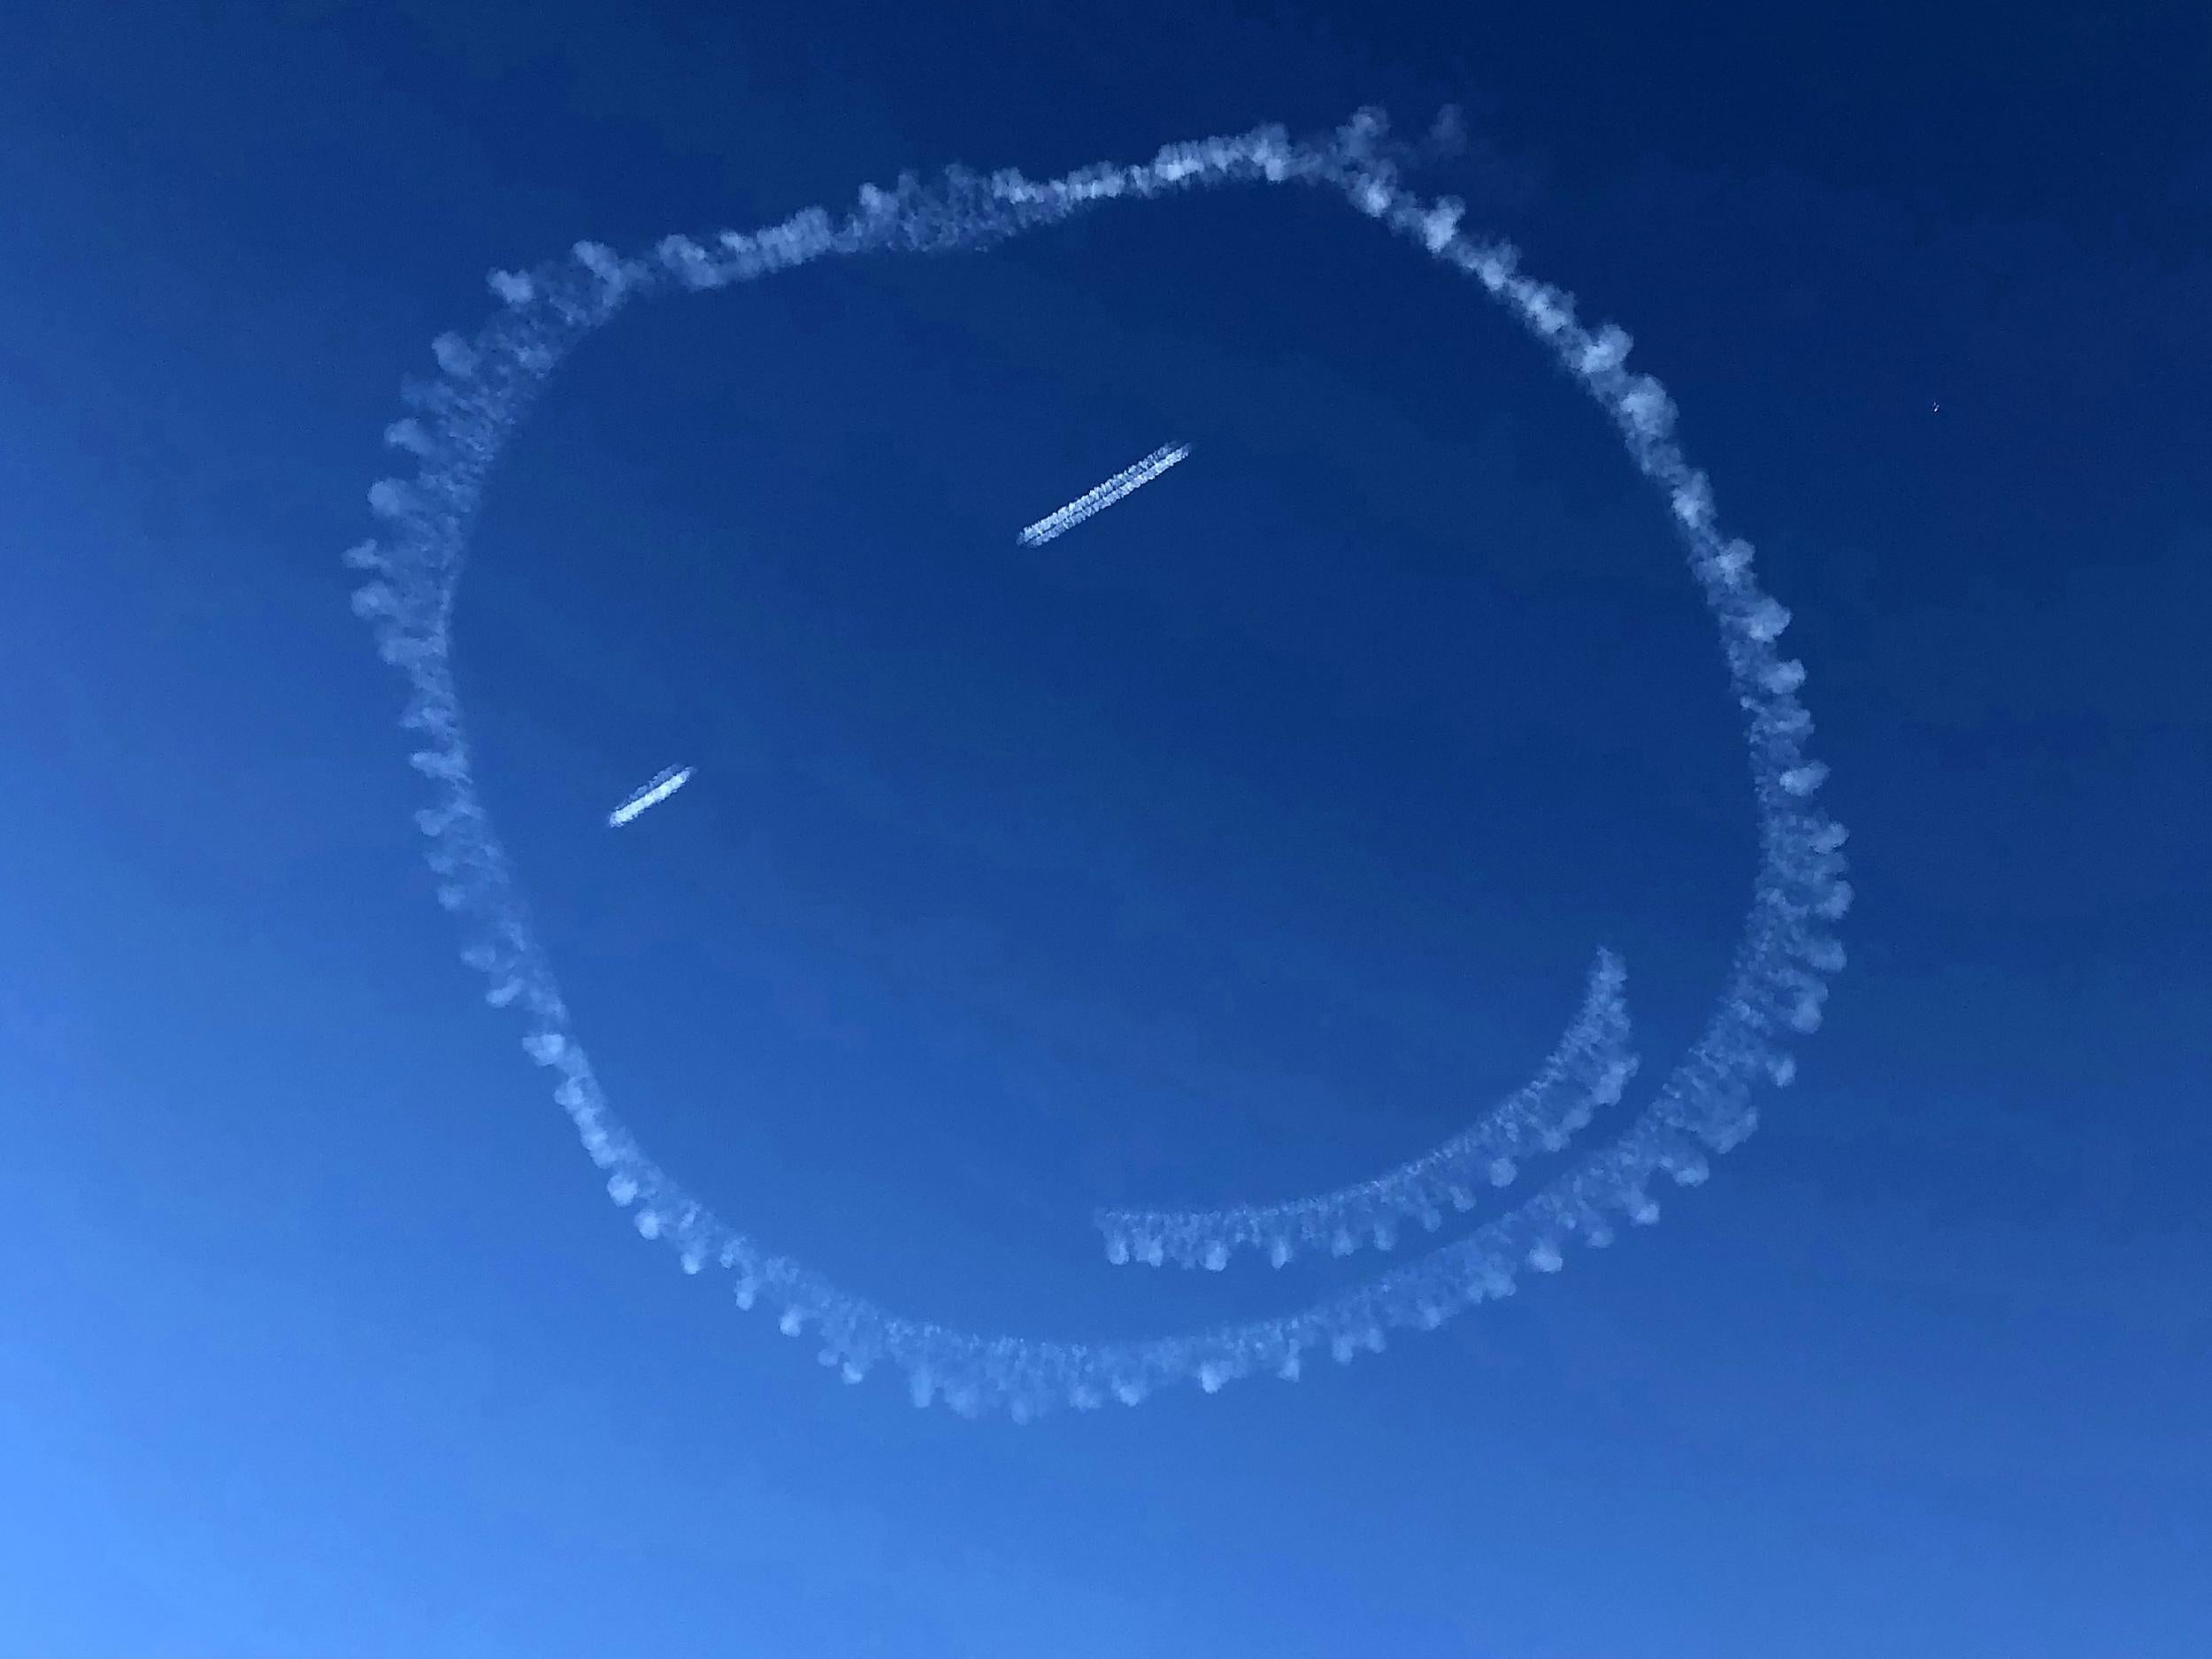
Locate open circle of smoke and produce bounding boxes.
[345,111,1850,1423]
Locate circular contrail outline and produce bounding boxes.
[346,110,1850,1422]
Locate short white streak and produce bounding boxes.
[1018,443,1190,546]
[346,107,1847,1423]
[608,764,693,827]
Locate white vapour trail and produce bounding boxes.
[1018,443,1190,546]
[609,764,693,827]
[345,109,1848,1422]
[1095,949,1638,1271]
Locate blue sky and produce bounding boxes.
[3,3,2207,1655]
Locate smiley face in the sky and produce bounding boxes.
[349,110,1847,1421]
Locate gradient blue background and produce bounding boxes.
[4,4,2207,1655]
